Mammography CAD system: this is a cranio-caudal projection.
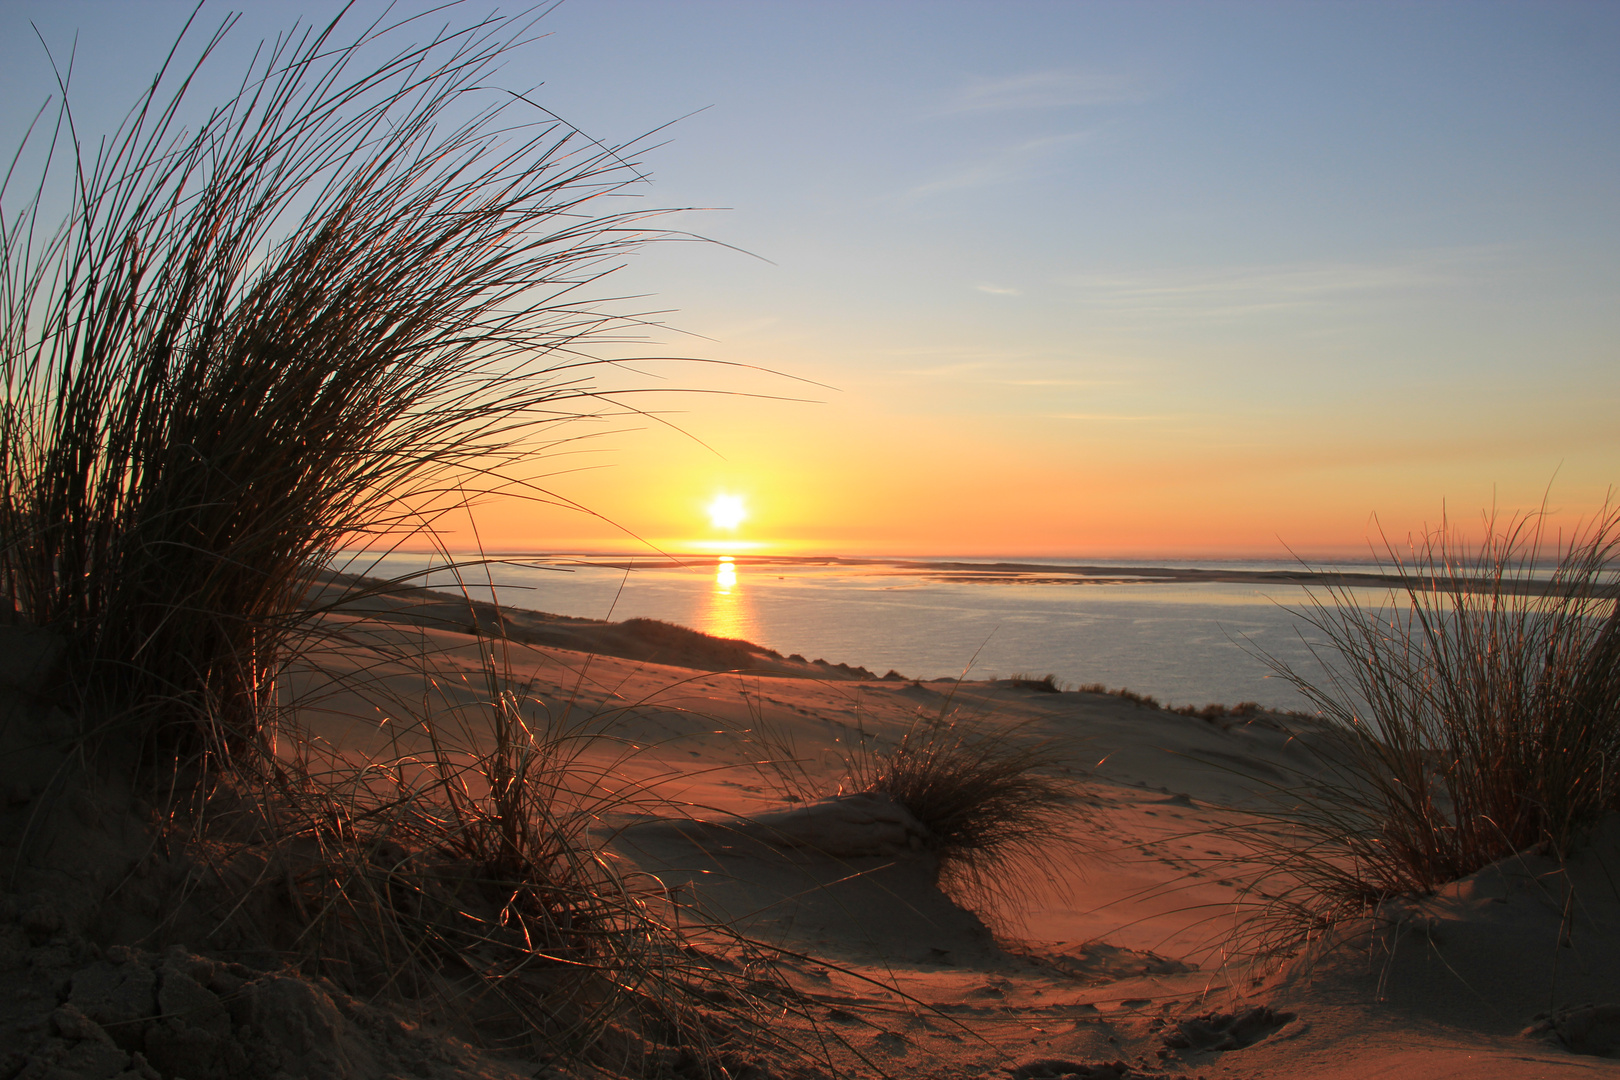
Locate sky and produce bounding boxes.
[4,0,1618,558]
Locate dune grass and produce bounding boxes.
[0,5,677,755]
[0,9,860,1076]
[235,626,832,1072]
[740,690,1079,922]
[850,713,1072,890]
[1241,503,1620,947]
[1007,673,1064,693]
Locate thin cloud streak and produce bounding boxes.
[1003,378,1125,388]
[892,361,1123,389]
[904,132,1091,199]
[1065,248,1503,319]
[893,360,1003,379]
[950,69,1156,114]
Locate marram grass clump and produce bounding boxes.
[850,711,1075,911]
[0,5,673,755]
[1239,503,1620,949]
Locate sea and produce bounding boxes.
[353,553,1415,714]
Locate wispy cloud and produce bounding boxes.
[1005,378,1124,388]
[905,132,1090,199]
[891,359,1000,379]
[1065,249,1501,320]
[891,361,1123,390]
[951,69,1154,114]
[975,283,1021,296]
[875,348,1130,389]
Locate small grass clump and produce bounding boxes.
[849,711,1074,907]
[1169,700,1261,723]
[1248,503,1620,937]
[739,684,1078,921]
[1009,672,1064,693]
[1077,683,1162,709]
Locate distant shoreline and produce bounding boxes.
[371,552,1607,597]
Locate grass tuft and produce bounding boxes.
[1236,501,1620,952]
[1008,672,1064,693]
[1077,682,1162,709]
[848,710,1075,913]
[738,682,1080,928]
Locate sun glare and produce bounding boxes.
[707,493,747,531]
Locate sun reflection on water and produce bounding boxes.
[702,556,752,640]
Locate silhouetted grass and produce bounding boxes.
[1076,682,1162,709]
[738,681,1078,925]
[0,5,672,755]
[1238,503,1620,949]
[1008,672,1063,693]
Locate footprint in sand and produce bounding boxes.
[1160,1004,1296,1052]
[1043,942,1195,982]
[1524,1003,1620,1056]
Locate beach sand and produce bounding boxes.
[3,581,1618,1078]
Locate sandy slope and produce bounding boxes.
[4,584,1619,1078]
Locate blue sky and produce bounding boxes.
[5,1,1618,554]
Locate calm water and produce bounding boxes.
[355,554,1401,713]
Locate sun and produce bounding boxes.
[706,493,747,530]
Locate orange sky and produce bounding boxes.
[460,361,1618,559]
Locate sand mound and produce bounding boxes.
[618,793,1004,968]
[0,625,523,1080]
[1264,815,1620,1048]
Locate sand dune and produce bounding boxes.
[4,590,1619,1078]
